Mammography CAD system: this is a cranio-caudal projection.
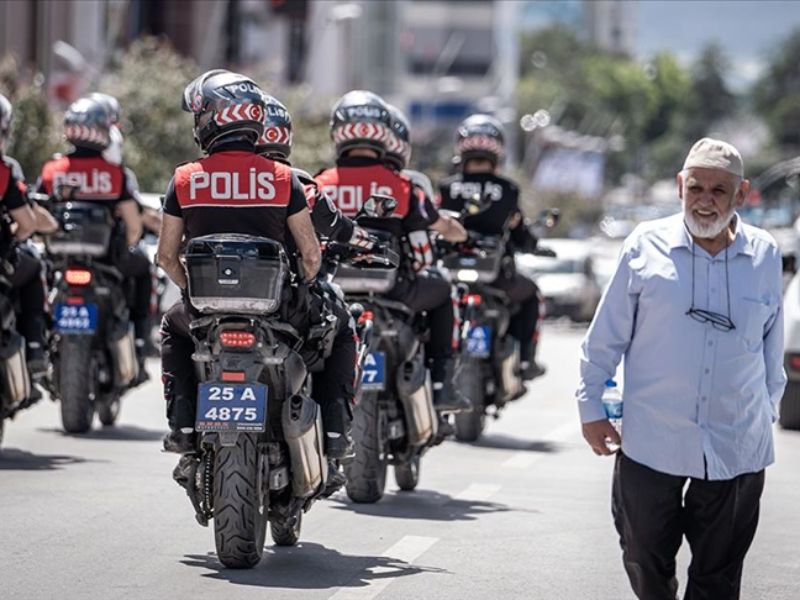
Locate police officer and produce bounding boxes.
[0,93,51,377]
[438,114,545,380]
[36,95,151,378]
[315,90,469,412]
[254,92,372,459]
[158,70,321,453]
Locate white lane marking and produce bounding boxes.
[329,535,439,600]
[502,421,580,469]
[452,483,502,502]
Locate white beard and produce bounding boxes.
[683,202,736,239]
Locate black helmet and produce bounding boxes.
[182,69,266,153]
[89,92,121,125]
[455,113,506,167]
[64,96,113,151]
[256,93,293,160]
[0,93,12,142]
[385,104,411,171]
[330,90,392,159]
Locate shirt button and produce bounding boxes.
[708,341,713,347]
[701,396,707,402]
[704,368,710,374]
[711,287,717,292]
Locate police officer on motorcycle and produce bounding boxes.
[0,93,52,377]
[315,90,470,412]
[438,114,546,380]
[158,70,321,454]
[36,95,152,379]
[254,91,374,459]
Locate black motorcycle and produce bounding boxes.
[175,234,334,568]
[43,199,139,433]
[0,248,34,447]
[327,196,443,503]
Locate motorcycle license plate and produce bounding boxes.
[466,325,493,358]
[195,383,268,432]
[54,303,98,334]
[361,352,386,391]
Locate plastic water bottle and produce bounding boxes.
[601,379,622,451]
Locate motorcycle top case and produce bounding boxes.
[185,234,288,315]
[45,202,114,257]
[333,229,400,294]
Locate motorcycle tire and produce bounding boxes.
[344,391,387,503]
[394,455,420,491]
[454,361,486,443]
[97,395,121,427]
[58,338,95,434]
[270,508,302,547]
[213,433,268,569]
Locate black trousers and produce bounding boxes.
[387,269,454,382]
[115,247,152,341]
[612,453,765,600]
[160,298,356,435]
[490,272,541,363]
[9,246,46,354]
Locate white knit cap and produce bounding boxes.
[682,137,743,178]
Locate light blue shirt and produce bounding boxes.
[577,213,786,479]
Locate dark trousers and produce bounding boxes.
[115,247,152,341]
[9,247,46,354]
[491,272,541,363]
[612,453,765,600]
[388,269,454,382]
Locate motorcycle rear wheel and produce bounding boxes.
[344,391,387,503]
[454,361,486,443]
[58,338,95,434]
[213,433,268,568]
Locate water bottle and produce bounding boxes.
[601,379,622,451]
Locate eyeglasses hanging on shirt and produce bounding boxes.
[685,240,736,332]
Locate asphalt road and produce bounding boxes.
[1,322,798,600]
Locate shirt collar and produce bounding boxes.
[667,212,755,257]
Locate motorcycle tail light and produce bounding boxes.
[65,268,92,286]
[358,310,374,326]
[221,371,246,382]
[219,330,255,349]
[464,293,482,307]
[789,354,800,371]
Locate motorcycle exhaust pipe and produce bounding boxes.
[0,331,31,408]
[109,323,139,386]
[396,356,438,447]
[282,394,327,498]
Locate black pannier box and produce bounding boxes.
[333,229,400,294]
[441,235,505,283]
[184,234,288,315]
[46,202,114,257]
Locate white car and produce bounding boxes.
[780,271,800,429]
[516,239,602,322]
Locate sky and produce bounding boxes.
[636,0,800,88]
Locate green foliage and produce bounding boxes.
[99,37,199,193]
[684,43,735,141]
[0,55,60,181]
[754,28,800,150]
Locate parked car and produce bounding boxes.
[780,270,800,429]
[516,239,602,322]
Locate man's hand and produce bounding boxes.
[582,419,621,456]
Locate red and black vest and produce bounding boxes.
[314,164,414,236]
[39,155,124,202]
[173,151,294,244]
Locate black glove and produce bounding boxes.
[533,246,556,258]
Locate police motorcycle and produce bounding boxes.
[35,190,140,433]
[439,198,557,442]
[0,244,36,447]
[326,195,443,503]
[171,232,350,569]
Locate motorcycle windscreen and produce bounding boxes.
[195,382,268,432]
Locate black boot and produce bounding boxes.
[432,358,470,413]
[163,429,197,454]
[132,338,150,386]
[519,339,546,381]
[322,398,354,460]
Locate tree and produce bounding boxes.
[753,27,800,150]
[685,43,735,140]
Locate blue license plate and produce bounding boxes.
[54,303,98,334]
[195,383,268,432]
[466,325,493,358]
[361,352,386,391]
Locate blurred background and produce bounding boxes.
[3,0,800,314]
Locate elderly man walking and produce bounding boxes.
[576,138,786,600]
